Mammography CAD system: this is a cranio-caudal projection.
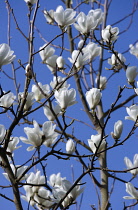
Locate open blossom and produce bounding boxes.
[44,9,54,24]
[111,120,123,139]
[68,50,89,69]
[54,87,77,110]
[32,82,50,101]
[24,0,37,5]
[0,43,16,67]
[95,76,107,90]
[129,43,138,58]
[126,66,137,83]
[66,139,75,154]
[48,173,66,187]
[0,124,6,142]
[85,88,102,110]
[88,134,106,155]
[39,44,55,63]
[82,42,101,61]
[124,154,138,176]
[3,164,28,181]
[50,76,70,90]
[43,103,61,121]
[125,104,138,122]
[7,137,22,153]
[46,55,58,73]
[123,182,138,200]
[102,25,119,43]
[20,120,58,151]
[74,9,103,34]
[108,53,126,70]
[54,5,76,28]
[0,92,16,108]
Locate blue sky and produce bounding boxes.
[0,0,138,209]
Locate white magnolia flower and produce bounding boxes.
[54,87,77,110]
[34,187,53,209]
[56,56,65,69]
[66,139,75,154]
[0,124,6,142]
[24,0,37,5]
[108,53,126,70]
[0,92,16,108]
[88,134,106,155]
[46,55,58,73]
[32,82,50,101]
[74,9,103,34]
[102,25,119,43]
[124,154,138,176]
[48,172,66,187]
[111,120,123,139]
[54,5,76,28]
[0,43,16,67]
[50,76,70,90]
[129,43,138,58]
[68,50,89,69]
[95,76,107,90]
[52,179,84,207]
[78,40,84,49]
[3,164,28,181]
[18,92,34,111]
[126,66,137,83]
[43,103,61,121]
[123,182,138,200]
[85,88,102,110]
[20,120,58,151]
[7,137,22,153]
[39,44,55,63]
[44,9,54,24]
[125,104,138,122]
[83,42,101,61]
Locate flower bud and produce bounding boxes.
[111,120,123,139]
[56,56,65,69]
[66,139,75,154]
[126,66,137,84]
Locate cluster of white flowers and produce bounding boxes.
[102,25,119,44]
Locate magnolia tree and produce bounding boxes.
[0,0,138,209]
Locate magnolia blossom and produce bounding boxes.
[111,120,123,139]
[0,43,16,67]
[0,124,6,142]
[39,44,55,63]
[66,139,75,154]
[108,53,126,70]
[20,120,58,151]
[46,54,58,73]
[126,66,137,83]
[54,5,76,28]
[24,0,37,5]
[48,173,66,187]
[68,50,89,69]
[50,76,70,90]
[95,76,107,90]
[52,179,84,207]
[54,87,77,110]
[124,154,138,176]
[88,134,106,155]
[43,103,61,121]
[129,43,138,58]
[44,9,54,24]
[3,164,28,181]
[32,82,50,101]
[102,25,119,43]
[123,182,138,200]
[125,104,138,122]
[74,9,103,34]
[7,137,22,153]
[18,92,34,111]
[78,40,84,49]
[56,56,65,69]
[83,42,101,61]
[0,92,16,108]
[85,88,102,110]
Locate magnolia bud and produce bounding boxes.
[66,139,75,154]
[111,120,123,139]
